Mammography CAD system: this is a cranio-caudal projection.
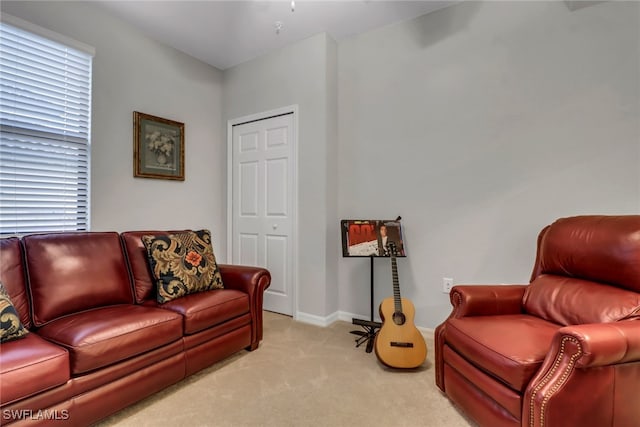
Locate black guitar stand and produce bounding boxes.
[350,256,382,353]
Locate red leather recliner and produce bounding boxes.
[435,215,640,427]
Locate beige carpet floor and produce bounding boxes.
[97,312,475,427]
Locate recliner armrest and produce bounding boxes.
[558,320,640,367]
[449,284,527,317]
[435,284,528,391]
[525,320,640,427]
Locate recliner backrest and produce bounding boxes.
[531,215,640,291]
[524,215,640,326]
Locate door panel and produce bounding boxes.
[265,235,287,296]
[232,114,294,315]
[239,161,258,216]
[266,158,288,215]
[239,233,258,266]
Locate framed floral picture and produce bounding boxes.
[133,111,185,180]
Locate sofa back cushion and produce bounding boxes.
[524,274,640,325]
[23,232,134,326]
[525,215,640,326]
[530,215,640,292]
[0,237,31,329]
[121,231,182,303]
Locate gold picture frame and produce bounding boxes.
[133,111,184,181]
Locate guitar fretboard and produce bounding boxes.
[391,254,402,314]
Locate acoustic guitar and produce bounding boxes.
[374,242,427,368]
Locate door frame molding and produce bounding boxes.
[226,105,299,319]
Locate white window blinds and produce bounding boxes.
[0,19,93,235]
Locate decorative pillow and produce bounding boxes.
[0,281,29,343]
[142,230,224,303]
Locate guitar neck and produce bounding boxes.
[391,255,402,313]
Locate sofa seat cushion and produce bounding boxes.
[146,289,249,335]
[0,332,70,404]
[37,304,183,375]
[446,314,560,391]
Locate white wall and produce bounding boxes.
[1,2,226,248]
[2,1,637,329]
[338,1,640,328]
[325,37,340,317]
[223,33,340,321]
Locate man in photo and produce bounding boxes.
[378,221,404,256]
[378,224,389,256]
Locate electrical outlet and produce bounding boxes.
[443,277,453,293]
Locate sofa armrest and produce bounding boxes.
[525,320,640,427]
[218,264,271,349]
[219,264,271,295]
[449,284,527,318]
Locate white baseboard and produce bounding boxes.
[294,311,339,327]
[295,310,435,337]
[295,310,367,327]
[336,310,374,323]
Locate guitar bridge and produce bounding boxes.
[390,342,414,348]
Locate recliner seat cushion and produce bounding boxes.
[36,305,183,375]
[446,314,559,391]
[0,333,70,404]
[524,274,640,326]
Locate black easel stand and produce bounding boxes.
[350,256,382,353]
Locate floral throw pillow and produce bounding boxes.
[142,230,224,304]
[0,281,29,343]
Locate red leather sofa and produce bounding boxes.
[435,215,640,427]
[0,231,270,426]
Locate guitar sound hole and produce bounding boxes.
[392,312,406,326]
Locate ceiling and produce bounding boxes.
[95,1,457,70]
